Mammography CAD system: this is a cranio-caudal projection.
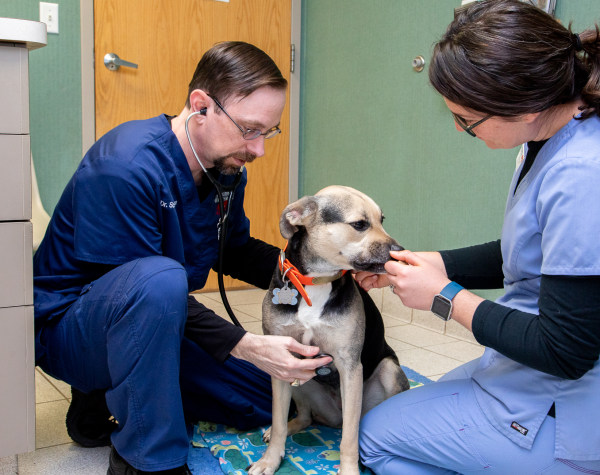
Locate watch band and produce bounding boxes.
[439,281,464,301]
[431,281,464,321]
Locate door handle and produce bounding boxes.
[104,53,138,71]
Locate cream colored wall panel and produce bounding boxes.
[0,222,33,307]
[0,305,35,457]
[0,44,29,134]
[0,18,44,460]
[0,134,31,221]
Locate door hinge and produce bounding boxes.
[290,43,295,73]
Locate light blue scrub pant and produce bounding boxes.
[359,359,600,474]
[37,256,272,471]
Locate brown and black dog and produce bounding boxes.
[249,186,409,475]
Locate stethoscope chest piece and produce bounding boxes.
[314,353,334,376]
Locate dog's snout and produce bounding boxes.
[391,244,404,252]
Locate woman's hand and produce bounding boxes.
[355,250,448,293]
[385,249,483,332]
[385,250,451,311]
[354,271,391,291]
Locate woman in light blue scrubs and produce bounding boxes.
[356,0,600,473]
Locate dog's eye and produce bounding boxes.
[349,220,369,232]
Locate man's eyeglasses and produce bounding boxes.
[452,112,491,137]
[209,95,281,140]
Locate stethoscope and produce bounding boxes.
[185,111,335,376]
[185,110,245,328]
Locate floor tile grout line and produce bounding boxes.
[37,369,71,401]
[407,347,471,364]
[34,441,78,451]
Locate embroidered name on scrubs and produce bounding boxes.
[160,200,178,209]
[511,421,528,436]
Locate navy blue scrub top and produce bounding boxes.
[34,114,250,327]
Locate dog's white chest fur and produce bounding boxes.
[296,283,331,346]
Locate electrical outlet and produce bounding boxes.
[40,2,59,34]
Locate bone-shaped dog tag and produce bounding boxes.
[272,283,298,305]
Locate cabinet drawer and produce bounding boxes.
[0,135,31,221]
[0,222,33,307]
[0,305,35,457]
[0,44,29,134]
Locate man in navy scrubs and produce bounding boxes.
[33,42,329,474]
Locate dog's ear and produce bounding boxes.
[280,196,319,239]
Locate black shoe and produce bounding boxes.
[108,446,192,474]
[66,387,118,447]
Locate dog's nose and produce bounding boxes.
[391,244,404,252]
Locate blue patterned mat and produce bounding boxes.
[188,366,431,475]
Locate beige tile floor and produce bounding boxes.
[0,287,484,474]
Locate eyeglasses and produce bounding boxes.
[208,95,281,140]
[452,112,492,137]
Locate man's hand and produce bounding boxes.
[230,333,332,385]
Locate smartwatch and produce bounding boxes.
[431,281,464,321]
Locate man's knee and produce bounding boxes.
[119,256,188,325]
[130,256,187,294]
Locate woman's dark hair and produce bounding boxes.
[186,41,287,107]
[429,0,600,119]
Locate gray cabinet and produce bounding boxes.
[0,17,46,458]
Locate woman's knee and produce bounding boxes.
[359,404,388,463]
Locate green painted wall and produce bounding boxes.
[0,0,81,213]
[300,0,501,254]
[300,0,600,257]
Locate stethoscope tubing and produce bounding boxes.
[185,111,245,328]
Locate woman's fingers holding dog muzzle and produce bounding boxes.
[354,271,389,291]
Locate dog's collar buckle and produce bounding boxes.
[310,271,346,285]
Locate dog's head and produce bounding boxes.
[280,185,403,274]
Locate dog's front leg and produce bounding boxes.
[338,363,363,475]
[248,378,291,475]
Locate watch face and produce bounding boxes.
[431,296,452,320]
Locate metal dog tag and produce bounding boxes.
[272,283,298,305]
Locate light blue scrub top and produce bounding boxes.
[472,115,600,460]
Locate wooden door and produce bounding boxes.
[94,0,291,291]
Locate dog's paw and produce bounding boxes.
[247,453,283,475]
[262,426,272,443]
